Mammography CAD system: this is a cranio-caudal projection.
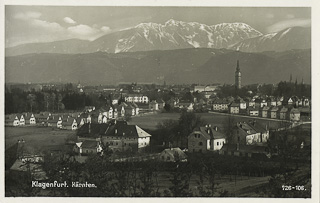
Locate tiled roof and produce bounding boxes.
[81,140,99,148]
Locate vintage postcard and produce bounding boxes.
[1,0,319,202]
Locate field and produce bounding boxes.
[130,112,288,130]
[5,126,75,151]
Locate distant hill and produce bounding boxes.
[230,27,311,53]
[5,48,311,85]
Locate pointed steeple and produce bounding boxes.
[236,60,240,71]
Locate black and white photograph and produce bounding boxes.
[1,0,319,202]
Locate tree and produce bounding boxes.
[222,115,236,144]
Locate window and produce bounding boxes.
[199,142,203,146]
[167,156,170,161]
[194,135,197,138]
[217,142,219,146]
[116,142,118,145]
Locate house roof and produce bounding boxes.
[279,107,288,113]
[213,99,229,104]
[81,140,99,149]
[290,108,300,114]
[270,107,279,112]
[191,126,226,140]
[262,106,270,111]
[237,122,258,135]
[160,148,187,160]
[77,122,151,138]
[229,102,240,107]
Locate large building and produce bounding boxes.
[235,60,241,89]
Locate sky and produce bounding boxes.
[5,6,311,48]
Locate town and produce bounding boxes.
[4,60,311,197]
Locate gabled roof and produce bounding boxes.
[81,140,99,149]
[160,148,187,160]
[270,107,279,112]
[229,102,240,107]
[262,106,270,111]
[191,126,226,140]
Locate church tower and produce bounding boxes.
[235,60,241,89]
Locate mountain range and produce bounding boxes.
[5,48,311,85]
[6,19,311,56]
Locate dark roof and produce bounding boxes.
[229,102,240,107]
[77,123,110,138]
[81,140,99,148]
[191,126,226,140]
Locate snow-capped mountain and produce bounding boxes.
[6,19,263,56]
[5,19,311,56]
[92,19,263,53]
[230,27,311,52]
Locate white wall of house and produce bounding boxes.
[138,137,150,148]
[213,138,225,151]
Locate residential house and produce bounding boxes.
[159,148,187,162]
[270,106,279,119]
[279,107,289,120]
[25,113,36,125]
[289,108,300,121]
[149,100,159,111]
[177,101,194,112]
[302,97,310,107]
[188,125,226,153]
[247,107,259,117]
[248,99,256,108]
[19,115,25,126]
[125,94,149,104]
[267,97,277,107]
[229,102,240,114]
[131,102,140,115]
[74,140,103,155]
[63,118,78,130]
[233,122,267,145]
[212,99,229,112]
[156,99,165,110]
[261,106,270,118]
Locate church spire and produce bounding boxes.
[235,60,241,89]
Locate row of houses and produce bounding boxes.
[187,120,269,157]
[213,96,310,112]
[149,98,194,112]
[5,101,141,128]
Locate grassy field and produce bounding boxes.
[130,112,287,130]
[5,126,75,151]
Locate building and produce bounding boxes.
[235,60,241,89]
[270,106,279,119]
[233,121,269,145]
[74,140,103,155]
[247,107,259,117]
[188,125,226,153]
[261,106,270,118]
[77,121,152,153]
[279,107,289,120]
[125,94,149,104]
[219,144,269,158]
[229,102,240,114]
[149,100,159,111]
[212,99,229,112]
[159,148,187,162]
[289,108,300,121]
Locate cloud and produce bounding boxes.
[14,11,42,20]
[101,26,111,32]
[266,18,311,33]
[67,24,111,40]
[63,17,76,24]
[8,11,112,47]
